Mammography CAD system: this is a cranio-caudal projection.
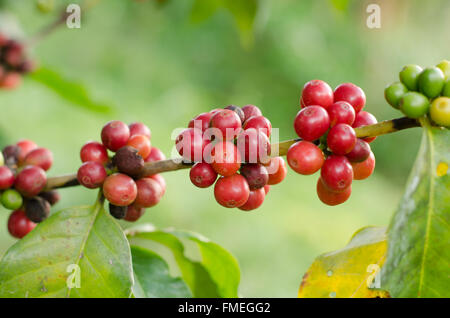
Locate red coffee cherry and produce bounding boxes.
[327,124,356,155]
[127,135,152,159]
[327,101,355,127]
[148,174,166,195]
[211,141,241,176]
[264,185,270,194]
[240,164,268,190]
[214,174,250,208]
[209,108,223,115]
[238,188,265,211]
[287,141,324,175]
[224,105,245,123]
[77,161,107,189]
[320,155,353,192]
[8,210,36,239]
[16,139,38,164]
[352,111,378,143]
[300,80,334,109]
[236,128,271,163]
[242,104,262,123]
[210,109,242,140]
[334,83,366,114]
[352,151,375,180]
[129,122,151,139]
[103,173,137,206]
[0,72,21,90]
[175,128,204,162]
[124,205,145,222]
[134,178,163,208]
[144,147,166,162]
[346,139,371,163]
[101,120,130,152]
[265,157,287,185]
[316,178,351,206]
[189,162,217,188]
[0,165,15,190]
[23,147,53,171]
[14,166,47,197]
[80,141,109,165]
[188,112,213,132]
[243,116,272,137]
[294,106,330,141]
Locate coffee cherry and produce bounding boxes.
[264,185,270,194]
[287,141,324,175]
[430,97,450,127]
[1,189,23,210]
[129,122,151,139]
[39,190,60,206]
[243,115,272,137]
[418,67,445,99]
[214,174,250,208]
[149,174,166,195]
[294,106,330,141]
[240,164,268,190]
[77,161,107,189]
[8,210,36,239]
[242,105,262,123]
[109,203,127,219]
[333,83,366,113]
[210,109,242,140]
[300,80,334,109]
[190,163,217,188]
[144,147,166,162]
[316,178,351,206]
[2,145,19,165]
[384,82,408,109]
[175,128,204,162]
[210,108,223,115]
[443,80,450,98]
[23,147,53,171]
[0,72,21,89]
[238,188,265,211]
[188,112,213,132]
[127,135,152,159]
[225,105,245,123]
[80,141,109,164]
[25,197,50,223]
[399,64,423,91]
[437,60,450,80]
[236,128,271,163]
[265,157,287,185]
[0,165,15,189]
[327,124,356,155]
[346,138,371,163]
[101,120,130,152]
[352,151,375,180]
[124,205,145,222]
[327,101,355,127]
[211,141,241,176]
[352,111,378,143]
[134,178,163,208]
[112,146,144,177]
[399,92,430,119]
[16,139,38,164]
[320,155,353,192]
[103,173,137,206]
[15,166,47,197]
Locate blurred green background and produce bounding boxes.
[0,0,448,297]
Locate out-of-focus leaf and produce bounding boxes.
[380,120,450,298]
[29,67,113,114]
[330,0,350,11]
[190,0,222,23]
[298,226,390,298]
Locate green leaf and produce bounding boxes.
[29,67,114,114]
[380,121,450,298]
[131,245,191,298]
[127,225,240,298]
[0,200,133,298]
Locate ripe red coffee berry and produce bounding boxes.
[188,112,213,132]
[101,120,130,152]
[0,72,21,90]
[334,83,366,113]
[129,122,151,139]
[301,80,334,109]
[211,141,241,176]
[327,124,356,155]
[214,174,250,208]
[190,162,217,188]
[243,115,272,137]
[0,165,15,189]
[144,147,166,162]
[127,135,152,159]
[352,111,378,143]
[287,141,324,175]
[320,155,353,192]
[242,105,263,122]
[80,141,109,164]
[236,128,271,163]
[240,164,269,190]
[124,205,145,222]
[23,147,53,171]
[238,188,265,211]
[77,161,107,189]
[264,185,270,194]
[8,210,36,239]
[225,105,245,123]
[134,178,163,208]
[210,109,242,140]
[103,173,137,206]
[175,128,204,162]
[316,178,351,206]
[265,157,287,185]
[327,101,355,127]
[149,174,166,195]
[352,151,375,180]
[14,166,47,197]
[294,106,330,141]
[346,139,371,163]
[16,139,38,164]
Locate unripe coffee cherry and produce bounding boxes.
[210,109,242,140]
[418,67,445,99]
[8,210,36,239]
[80,141,109,164]
[301,80,334,109]
[241,105,262,123]
[101,120,130,152]
[0,151,3,166]
[211,141,241,177]
[144,147,166,162]
[16,139,38,164]
[430,97,450,127]
[238,188,265,211]
[352,151,375,180]
[124,205,145,222]
[190,163,217,188]
[23,147,53,171]
[320,155,353,192]
[14,166,47,197]
[346,139,371,163]
[333,83,366,113]
[352,111,378,143]
[399,64,423,91]
[127,135,152,159]
[109,203,127,219]
[129,122,151,139]
[265,157,287,185]
[316,178,351,206]
[294,106,330,141]
[225,105,245,123]
[103,173,137,206]
[243,115,272,137]
[77,161,107,189]
[112,146,144,177]
[25,196,50,223]
[39,190,60,206]
[188,112,214,132]
[327,101,355,126]
[240,164,268,190]
[327,124,356,155]
[214,174,250,208]
[2,145,20,165]
[287,141,324,175]
[134,178,163,208]
[0,165,15,189]
[399,92,430,119]
[384,82,408,109]
[1,189,23,210]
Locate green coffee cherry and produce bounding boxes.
[418,67,445,99]
[430,97,450,127]
[385,82,408,109]
[399,64,423,91]
[437,60,450,80]
[399,92,430,119]
[0,152,4,166]
[442,79,450,98]
[1,189,23,210]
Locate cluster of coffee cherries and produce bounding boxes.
[77,121,166,221]
[0,33,34,90]
[287,80,376,206]
[0,140,59,238]
[176,105,286,211]
[384,60,450,128]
